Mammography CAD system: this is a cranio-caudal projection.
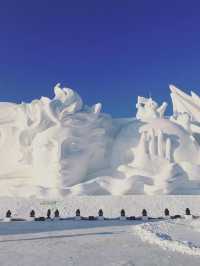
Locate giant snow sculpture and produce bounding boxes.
[0,83,200,198]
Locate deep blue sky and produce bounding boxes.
[0,0,200,117]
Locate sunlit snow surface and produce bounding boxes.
[1,83,200,197]
[0,218,200,266]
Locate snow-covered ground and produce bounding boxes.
[1,195,200,218]
[0,196,199,265]
[134,218,200,256]
[0,218,200,266]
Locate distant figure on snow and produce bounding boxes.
[164,208,170,216]
[30,210,35,218]
[54,209,60,218]
[98,209,103,217]
[142,209,147,217]
[121,209,125,217]
[47,209,51,219]
[76,209,80,217]
[6,210,11,218]
[185,208,191,215]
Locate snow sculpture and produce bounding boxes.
[136,96,167,121]
[170,84,200,135]
[170,84,200,122]
[0,83,113,197]
[31,84,113,196]
[0,83,200,197]
[135,128,172,163]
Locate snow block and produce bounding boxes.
[53,217,60,221]
[184,214,193,220]
[97,216,104,221]
[142,216,148,221]
[27,217,35,222]
[3,217,11,222]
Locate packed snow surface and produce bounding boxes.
[0,196,200,265]
[134,219,200,256]
[1,218,200,266]
[1,83,200,197]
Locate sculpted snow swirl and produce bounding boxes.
[0,83,200,197]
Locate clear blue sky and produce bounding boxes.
[0,0,200,117]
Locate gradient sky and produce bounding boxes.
[0,0,200,117]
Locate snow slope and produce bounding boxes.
[0,84,200,197]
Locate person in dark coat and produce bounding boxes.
[30,210,35,218]
[6,210,11,218]
[54,209,60,218]
[47,209,51,219]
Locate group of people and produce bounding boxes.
[4,207,193,221]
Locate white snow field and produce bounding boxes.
[0,196,199,265]
[0,218,200,266]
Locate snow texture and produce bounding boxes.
[1,83,200,197]
[134,218,200,256]
[0,219,200,266]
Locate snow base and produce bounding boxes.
[1,195,200,220]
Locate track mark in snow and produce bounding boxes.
[0,231,117,243]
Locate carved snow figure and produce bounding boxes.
[136,96,167,122]
[110,92,200,195]
[0,83,113,198]
[0,103,33,194]
[170,84,200,145]
[170,84,200,123]
[0,83,200,196]
[31,84,112,197]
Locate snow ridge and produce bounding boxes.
[133,219,200,256]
